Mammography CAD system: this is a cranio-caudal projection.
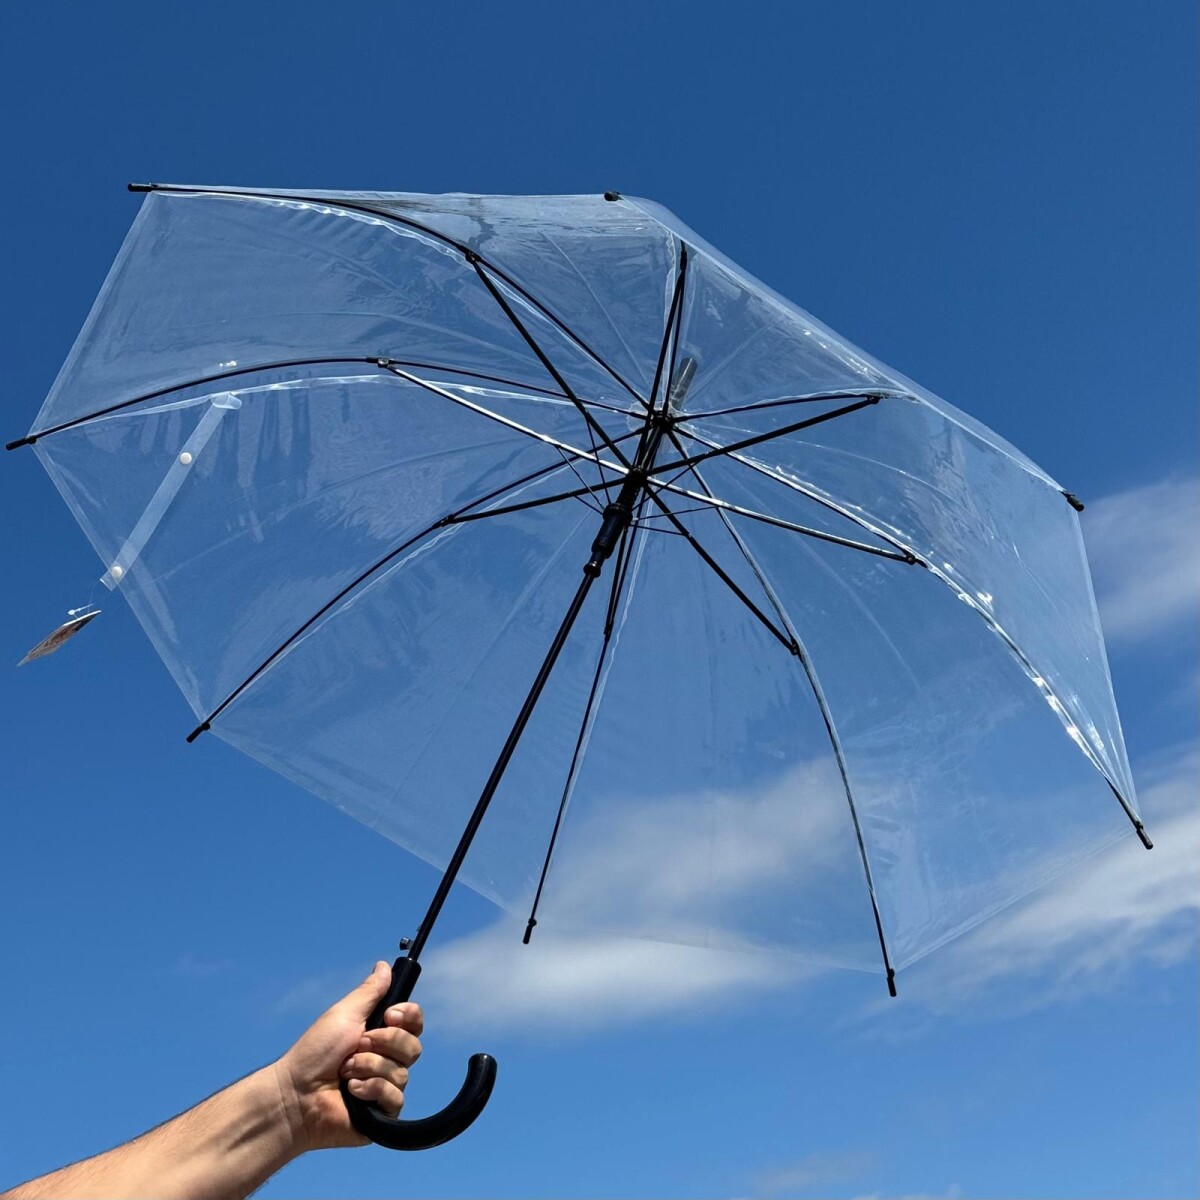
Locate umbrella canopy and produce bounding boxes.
[13,184,1149,1146]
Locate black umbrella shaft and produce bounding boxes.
[406,423,669,962]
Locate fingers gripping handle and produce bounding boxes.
[340,958,497,1151]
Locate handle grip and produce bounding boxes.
[340,957,497,1151]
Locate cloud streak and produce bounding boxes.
[424,923,803,1035]
[879,743,1198,1017]
[751,1150,877,1196]
[1085,476,1199,643]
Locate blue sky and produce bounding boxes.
[0,3,1196,1198]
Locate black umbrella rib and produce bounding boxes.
[448,480,607,524]
[128,183,648,411]
[683,387,900,422]
[8,356,389,448]
[383,365,633,481]
[648,474,914,562]
[521,500,648,945]
[680,426,917,560]
[182,439,637,743]
[651,396,882,478]
[6,355,622,450]
[685,431,1152,852]
[468,258,635,473]
[621,243,690,496]
[663,426,898,992]
[641,487,797,654]
[647,245,688,419]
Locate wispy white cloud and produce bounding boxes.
[878,743,1198,1018]
[752,1150,876,1196]
[423,756,873,1035]
[424,923,803,1036]
[171,951,235,978]
[846,1190,961,1200]
[1085,476,1199,643]
[271,966,361,1016]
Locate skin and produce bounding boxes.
[3,961,421,1200]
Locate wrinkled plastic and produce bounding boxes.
[28,186,1141,978]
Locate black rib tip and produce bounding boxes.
[1063,491,1085,512]
[185,721,211,744]
[886,969,897,998]
[603,191,621,201]
[127,182,156,193]
[5,435,34,451]
[1135,823,1154,850]
[522,919,537,945]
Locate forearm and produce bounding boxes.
[6,1063,302,1200]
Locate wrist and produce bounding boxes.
[266,1058,318,1158]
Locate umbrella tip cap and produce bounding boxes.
[886,968,897,998]
[1063,491,1085,512]
[603,191,621,201]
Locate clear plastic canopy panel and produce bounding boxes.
[29,186,1141,980]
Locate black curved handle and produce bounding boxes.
[340,957,497,1151]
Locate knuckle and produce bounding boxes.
[355,1053,386,1078]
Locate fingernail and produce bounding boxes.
[341,1056,356,1076]
[388,1003,408,1020]
[375,960,388,976]
[358,1035,372,1051]
[348,1079,365,1094]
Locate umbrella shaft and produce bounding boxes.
[406,420,669,961]
[406,566,598,961]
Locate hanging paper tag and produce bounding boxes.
[17,608,101,666]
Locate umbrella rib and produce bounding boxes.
[684,433,1151,848]
[184,432,640,742]
[650,395,883,478]
[641,486,797,654]
[548,442,609,512]
[127,182,649,411]
[647,245,688,418]
[467,257,636,473]
[664,427,898,992]
[7,354,626,449]
[683,388,908,422]
[382,365,633,480]
[10,356,387,447]
[682,427,918,559]
[649,477,914,563]
[521,497,651,945]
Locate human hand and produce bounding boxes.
[273,961,424,1152]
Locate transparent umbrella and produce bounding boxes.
[9,183,1150,1149]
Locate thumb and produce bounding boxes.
[337,960,391,1023]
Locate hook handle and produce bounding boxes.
[340,957,497,1151]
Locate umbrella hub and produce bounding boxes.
[586,410,671,575]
